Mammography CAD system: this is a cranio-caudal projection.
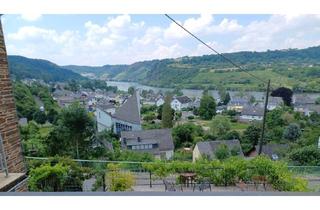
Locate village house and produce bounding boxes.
[171,96,192,111]
[267,96,283,110]
[155,95,165,107]
[193,140,243,162]
[293,95,315,106]
[294,104,320,116]
[95,91,142,135]
[239,105,264,122]
[249,144,289,161]
[227,97,249,112]
[120,129,174,160]
[192,97,201,109]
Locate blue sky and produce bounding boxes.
[2,14,320,66]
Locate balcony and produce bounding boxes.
[0,133,27,192]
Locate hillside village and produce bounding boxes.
[15,78,320,164]
[1,15,320,193]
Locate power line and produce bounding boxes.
[164,14,270,86]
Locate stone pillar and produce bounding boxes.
[0,15,26,173]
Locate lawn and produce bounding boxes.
[185,117,249,133]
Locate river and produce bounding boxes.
[106,81,320,101]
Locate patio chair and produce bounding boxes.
[163,180,176,192]
[163,179,183,192]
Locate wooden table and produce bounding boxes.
[179,173,196,187]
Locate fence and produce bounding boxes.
[24,157,320,192]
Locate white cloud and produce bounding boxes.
[20,13,42,21]
[230,14,320,52]
[5,14,320,65]
[164,14,214,39]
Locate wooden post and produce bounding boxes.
[149,171,152,188]
[258,80,271,155]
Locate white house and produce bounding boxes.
[170,96,192,111]
[95,91,142,135]
[267,97,283,110]
[95,107,113,132]
[156,97,165,107]
[239,105,264,122]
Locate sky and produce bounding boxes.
[2,14,320,66]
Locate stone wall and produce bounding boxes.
[0,16,26,173]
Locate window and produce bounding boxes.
[132,145,136,150]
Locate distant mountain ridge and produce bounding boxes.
[63,46,320,91]
[7,46,320,92]
[8,55,84,82]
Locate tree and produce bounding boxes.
[33,110,47,124]
[283,123,301,141]
[162,95,174,128]
[46,102,95,159]
[214,144,230,160]
[172,123,204,148]
[66,79,80,92]
[210,115,231,137]
[218,85,227,104]
[199,94,216,120]
[315,97,320,105]
[271,87,293,106]
[224,92,231,105]
[47,108,59,124]
[128,86,135,95]
[249,95,256,104]
[242,124,261,146]
[289,145,320,166]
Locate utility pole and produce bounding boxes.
[258,79,271,155]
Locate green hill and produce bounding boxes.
[63,46,320,92]
[8,56,84,82]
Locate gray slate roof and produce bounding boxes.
[255,144,288,159]
[113,91,141,125]
[175,96,192,104]
[241,105,264,116]
[294,95,315,105]
[121,129,174,151]
[96,103,115,112]
[196,140,244,159]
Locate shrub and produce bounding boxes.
[187,115,195,120]
[214,144,230,160]
[28,163,68,192]
[289,145,320,166]
[106,164,135,191]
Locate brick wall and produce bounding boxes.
[0,16,26,173]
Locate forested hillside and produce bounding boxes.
[8,56,84,82]
[64,46,320,92]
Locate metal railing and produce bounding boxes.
[0,133,9,177]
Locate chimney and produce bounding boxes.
[137,137,141,142]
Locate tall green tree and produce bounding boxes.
[46,102,95,159]
[283,123,301,141]
[128,86,135,95]
[210,115,231,138]
[223,92,231,105]
[33,110,47,124]
[162,95,174,128]
[199,93,216,120]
